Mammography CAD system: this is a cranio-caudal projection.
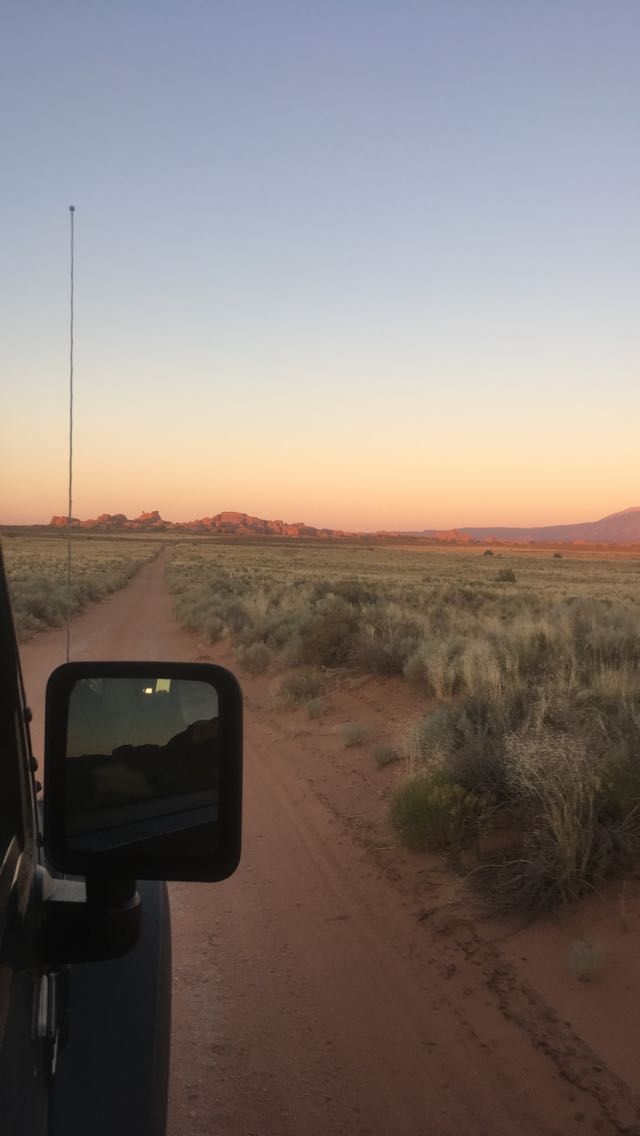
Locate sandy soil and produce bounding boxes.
[19,550,640,1135]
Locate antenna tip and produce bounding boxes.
[69,204,75,212]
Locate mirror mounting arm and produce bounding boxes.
[43,873,141,966]
[85,875,137,908]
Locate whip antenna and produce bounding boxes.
[66,205,75,662]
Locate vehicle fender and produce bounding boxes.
[50,881,171,1136]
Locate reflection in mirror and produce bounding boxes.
[65,677,220,852]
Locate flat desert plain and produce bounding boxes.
[15,541,640,1135]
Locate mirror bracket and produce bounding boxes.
[44,874,141,965]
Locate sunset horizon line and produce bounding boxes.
[3,504,639,536]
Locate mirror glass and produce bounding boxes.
[64,676,220,852]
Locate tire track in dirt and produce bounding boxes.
[247,689,640,1135]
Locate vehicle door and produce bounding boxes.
[0,553,50,1136]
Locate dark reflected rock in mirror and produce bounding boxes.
[67,677,219,755]
[65,676,221,851]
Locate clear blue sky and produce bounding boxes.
[2,1,638,529]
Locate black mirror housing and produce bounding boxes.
[44,661,242,882]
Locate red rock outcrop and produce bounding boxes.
[47,510,353,538]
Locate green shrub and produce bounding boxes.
[510,622,560,680]
[225,601,251,634]
[306,697,327,719]
[372,743,400,768]
[390,773,485,852]
[203,614,225,643]
[496,568,517,583]
[406,687,528,801]
[236,641,273,674]
[598,757,640,819]
[403,646,431,690]
[309,578,380,608]
[353,615,421,675]
[340,722,369,747]
[295,599,359,667]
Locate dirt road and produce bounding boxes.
[19,552,640,1135]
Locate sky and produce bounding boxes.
[2,1,639,531]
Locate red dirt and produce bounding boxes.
[19,551,640,1135]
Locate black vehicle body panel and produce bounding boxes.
[51,879,171,1136]
[0,845,49,1136]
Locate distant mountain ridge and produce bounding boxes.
[411,508,640,545]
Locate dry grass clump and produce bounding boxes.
[568,939,607,982]
[404,710,640,915]
[486,729,608,913]
[404,638,466,698]
[276,668,325,707]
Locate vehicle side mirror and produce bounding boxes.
[44,661,242,882]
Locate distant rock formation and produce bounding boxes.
[44,506,640,545]
[47,509,350,538]
[50,510,168,530]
